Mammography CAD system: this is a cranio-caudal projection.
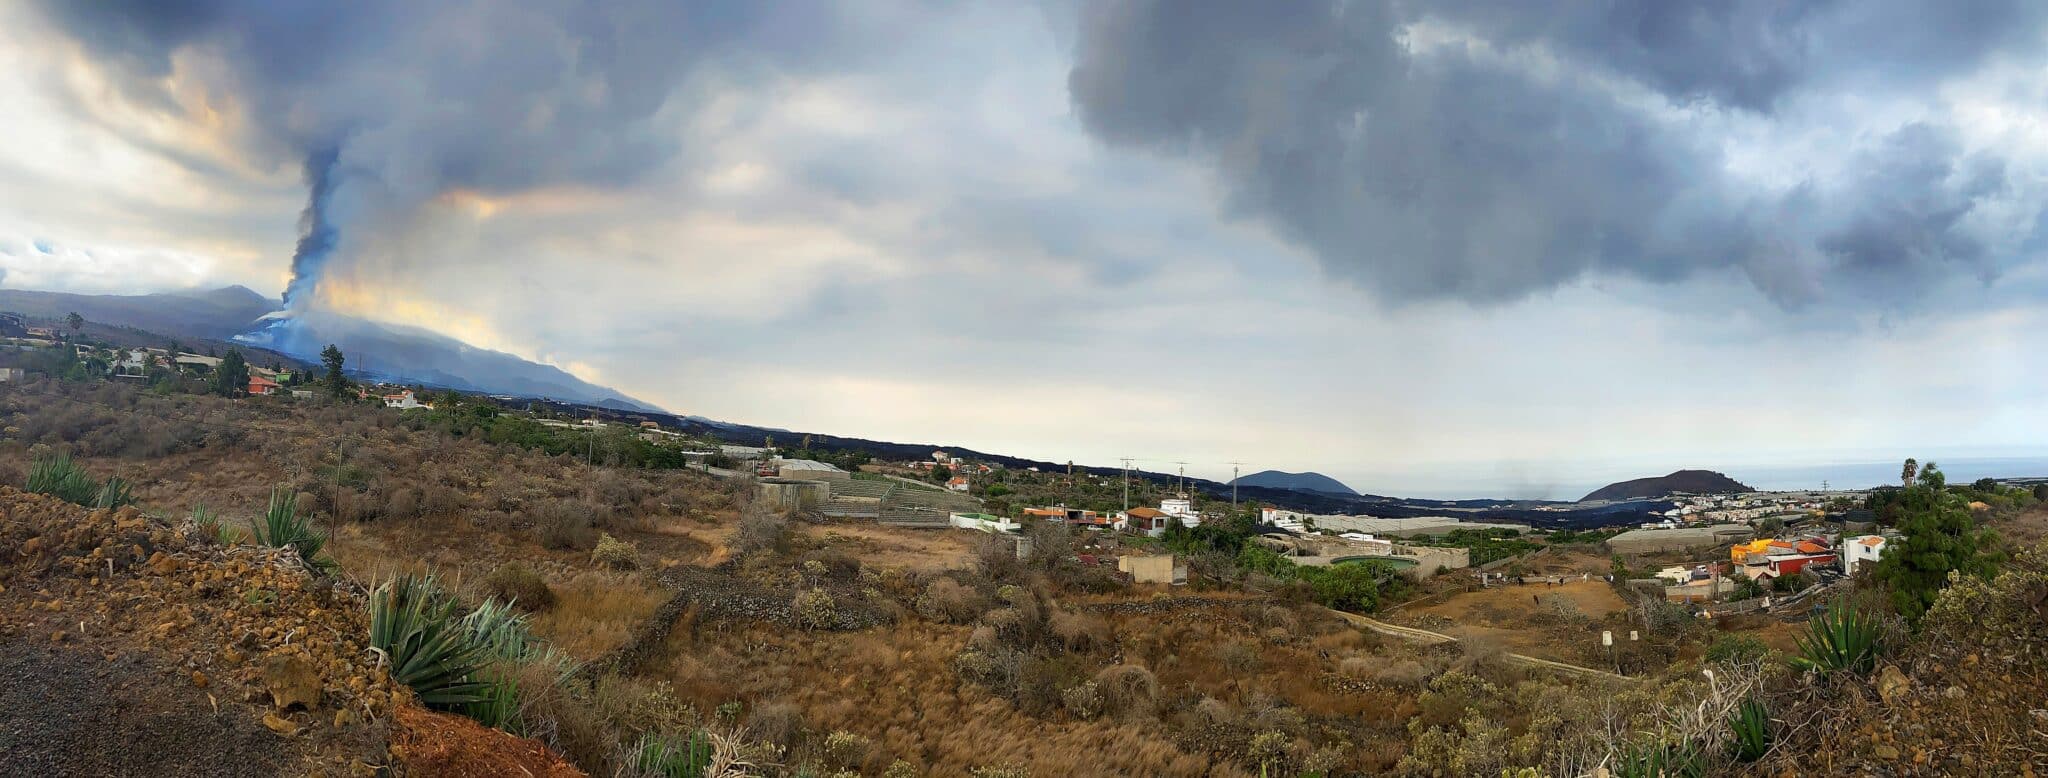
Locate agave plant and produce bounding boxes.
[27,455,100,505]
[1612,739,1705,778]
[247,488,333,571]
[369,574,491,707]
[92,477,135,509]
[633,730,714,778]
[191,504,238,545]
[1791,599,1883,675]
[457,671,523,733]
[1728,698,1771,762]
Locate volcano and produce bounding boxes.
[0,284,661,412]
[234,309,663,413]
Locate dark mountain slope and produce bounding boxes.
[1230,470,1358,495]
[1581,469,1753,502]
[0,286,274,341]
[0,286,662,413]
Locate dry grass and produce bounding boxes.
[528,570,670,660]
[799,523,978,572]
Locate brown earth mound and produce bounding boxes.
[391,705,583,778]
[0,487,580,776]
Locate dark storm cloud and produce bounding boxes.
[1068,0,2045,307]
[1820,123,2009,281]
[28,0,866,306]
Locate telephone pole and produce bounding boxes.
[1120,457,1133,511]
[1173,461,1189,496]
[1227,460,1246,510]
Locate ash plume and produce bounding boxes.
[27,0,851,333]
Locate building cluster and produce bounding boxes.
[1654,531,1894,603]
[1656,493,1830,525]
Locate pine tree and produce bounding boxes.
[321,344,348,398]
[1873,462,1999,624]
[213,348,249,397]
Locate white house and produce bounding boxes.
[1260,507,1303,524]
[115,349,154,374]
[382,391,433,410]
[1160,497,1201,528]
[1842,535,1889,576]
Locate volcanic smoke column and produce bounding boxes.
[238,148,344,356]
[284,148,344,312]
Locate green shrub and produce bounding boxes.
[592,533,638,570]
[369,574,491,707]
[1704,634,1769,665]
[1728,698,1771,762]
[822,730,872,771]
[27,455,100,505]
[482,562,556,611]
[1791,599,1883,675]
[793,588,837,630]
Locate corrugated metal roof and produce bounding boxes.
[776,458,844,472]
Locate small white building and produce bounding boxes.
[1160,496,1200,528]
[383,391,432,410]
[1842,535,1889,576]
[950,512,1021,533]
[1336,533,1394,556]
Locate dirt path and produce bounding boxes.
[0,641,288,777]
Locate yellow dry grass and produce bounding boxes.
[528,570,669,660]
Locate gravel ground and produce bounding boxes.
[0,641,287,777]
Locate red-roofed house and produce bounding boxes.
[1120,506,1175,537]
[247,374,281,396]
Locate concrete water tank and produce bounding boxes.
[758,478,828,511]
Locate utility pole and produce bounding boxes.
[1227,460,1246,510]
[1174,462,1188,495]
[1120,457,1133,512]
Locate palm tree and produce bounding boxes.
[1901,458,1918,488]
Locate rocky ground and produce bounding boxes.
[0,487,584,776]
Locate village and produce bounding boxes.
[5,319,1910,626]
[13,310,2008,678]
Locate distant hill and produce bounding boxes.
[1581,469,1753,502]
[0,285,274,341]
[1231,470,1358,496]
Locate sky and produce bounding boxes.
[2,1,2047,498]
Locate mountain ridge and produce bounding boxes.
[1581,469,1754,502]
[1230,469,1358,496]
[0,285,663,413]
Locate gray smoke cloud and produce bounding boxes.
[1068,0,2041,307]
[30,0,857,309]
